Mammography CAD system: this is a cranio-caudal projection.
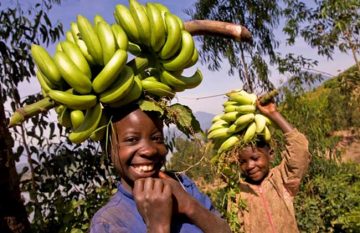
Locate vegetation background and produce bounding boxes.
[0,0,359,232]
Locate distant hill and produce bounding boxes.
[194,111,215,131]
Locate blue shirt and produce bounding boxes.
[90,173,219,233]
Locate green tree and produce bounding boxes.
[187,0,321,92]
[283,0,360,72]
[0,1,62,232]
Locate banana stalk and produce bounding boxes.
[259,89,279,105]
[8,97,55,127]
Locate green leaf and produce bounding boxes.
[138,99,164,115]
[166,103,202,136]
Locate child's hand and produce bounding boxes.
[256,99,277,117]
[159,171,194,215]
[133,178,172,232]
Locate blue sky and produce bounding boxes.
[14,0,355,115]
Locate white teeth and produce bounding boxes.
[133,164,154,172]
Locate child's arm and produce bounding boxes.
[256,98,311,195]
[159,172,231,233]
[256,99,293,133]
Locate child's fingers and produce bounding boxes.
[133,178,145,195]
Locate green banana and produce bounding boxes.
[90,113,108,141]
[152,2,170,31]
[223,101,238,107]
[160,69,203,90]
[53,51,92,94]
[212,113,224,123]
[227,121,250,134]
[57,106,72,128]
[141,77,175,98]
[208,119,229,133]
[31,44,62,86]
[65,31,75,43]
[207,127,231,140]
[77,15,103,65]
[93,14,106,26]
[59,40,92,78]
[96,21,116,65]
[227,90,257,105]
[159,13,182,60]
[99,66,135,104]
[173,14,184,30]
[129,0,151,46]
[70,109,85,129]
[48,89,97,110]
[55,104,65,114]
[141,76,159,82]
[35,70,56,95]
[263,125,271,142]
[159,69,187,90]
[55,43,63,53]
[128,41,142,56]
[69,103,103,144]
[180,69,203,89]
[92,49,128,94]
[234,113,255,126]
[146,3,166,52]
[114,4,140,43]
[243,122,257,143]
[254,114,267,134]
[224,104,256,113]
[109,75,143,108]
[111,24,128,51]
[184,47,199,68]
[218,135,239,154]
[161,30,195,71]
[70,22,96,65]
[221,111,240,123]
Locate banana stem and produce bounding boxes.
[259,89,279,105]
[8,97,55,128]
[184,20,252,43]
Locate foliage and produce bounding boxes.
[295,161,360,233]
[187,0,281,92]
[0,1,63,231]
[188,0,322,93]
[282,0,360,71]
[20,140,116,233]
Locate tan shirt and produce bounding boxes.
[237,129,311,233]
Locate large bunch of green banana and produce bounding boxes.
[207,90,273,155]
[27,0,202,144]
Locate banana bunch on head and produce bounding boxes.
[28,0,202,144]
[207,90,273,155]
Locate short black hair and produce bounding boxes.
[103,103,140,124]
[255,137,271,149]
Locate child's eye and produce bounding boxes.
[124,136,138,144]
[152,135,164,143]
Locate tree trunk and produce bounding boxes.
[0,96,30,233]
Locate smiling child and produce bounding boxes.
[236,99,311,233]
[90,104,231,233]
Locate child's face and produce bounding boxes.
[237,146,271,184]
[113,109,168,192]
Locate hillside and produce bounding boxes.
[298,64,360,163]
